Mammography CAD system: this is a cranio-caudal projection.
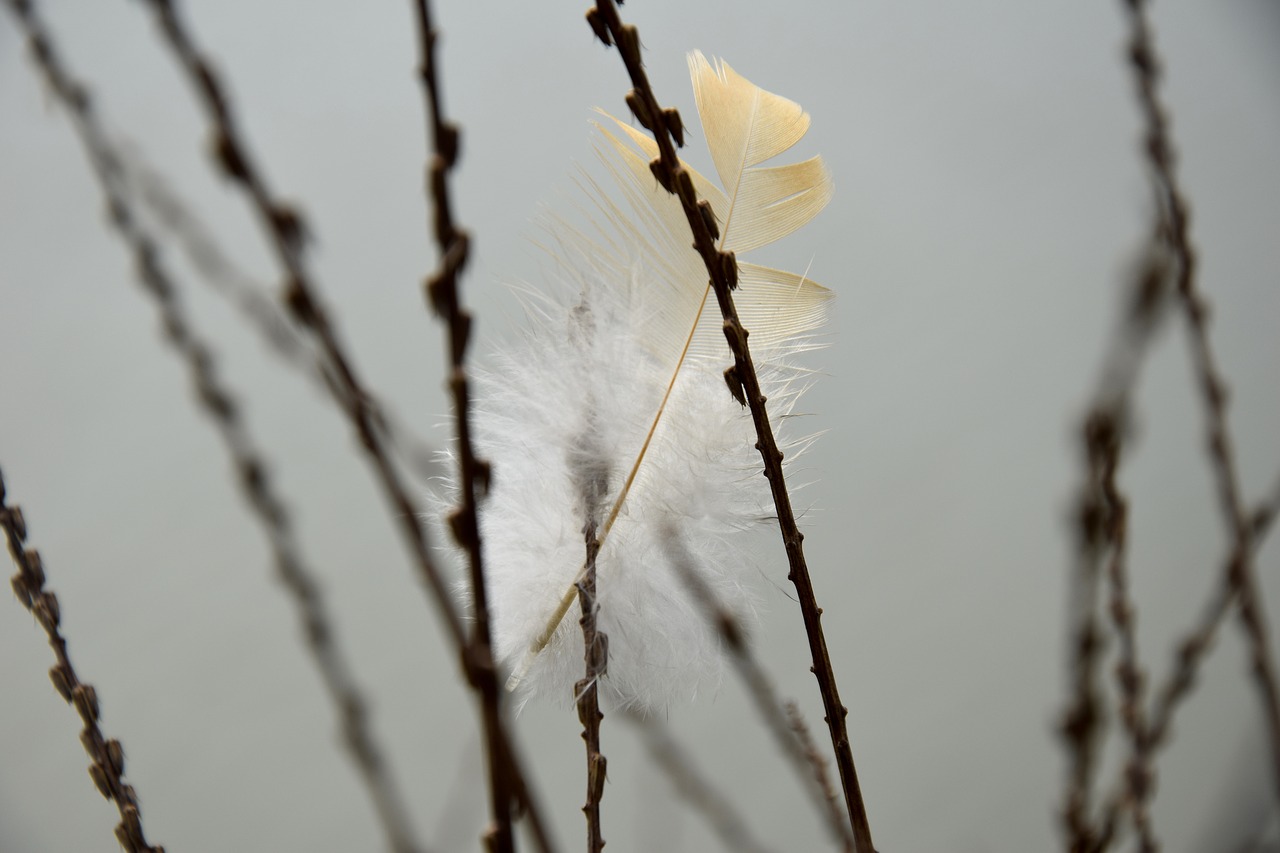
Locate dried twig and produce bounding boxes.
[134,4,552,849]
[663,529,854,851]
[135,0,464,647]
[622,712,775,853]
[1120,0,1280,800]
[582,4,873,849]
[4,6,427,849]
[113,143,442,488]
[1060,240,1171,852]
[1092,497,1280,851]
[2,469,164,853]
[576,522,607,853]
[408,3,529,850]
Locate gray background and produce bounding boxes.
[2,1,1278,851]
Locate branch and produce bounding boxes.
[2,470,164,853]
[582,4,874,849]
[1121,0,1280,802]
[4,6,428,849]
[134,3,554,849]
[576,522,607,853]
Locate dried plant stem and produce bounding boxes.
[1121,0,1280,800]
[622,712,775,853]
[1092,496,1280,851]
[2,470,164,853]
[583,0,869,843]
[1061,240,1171,852]
[582,4,873,849]
[137,0,461,646]
[5,6,428,849]
[663,531,854,851]
[409,3,524,851]
[576,523,607,853]
[113,144,441,489]
[135,3,552,850]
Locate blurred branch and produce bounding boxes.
[1061,239,1172,853]
[663,528,854,851]
[134,4,553,850]
[1120,0,1280,802]
[4,5,427,849]
[113,142,444,489]
[623,712,775,853]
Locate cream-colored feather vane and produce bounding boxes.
[503,50,833,696]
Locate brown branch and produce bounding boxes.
[135,0,462,647]
[112,143,443,490]
[1060,240,1172,852]
[408,3,531,851]
[576,522,607,853]
[582,4,873,849]
[2,470,164,853]
[663,528,854,851]
[622,712,775,853]
[4,6,429,849]
[1121,0,1280,803]
[1091,493,1280,851]
[133,3,554,850]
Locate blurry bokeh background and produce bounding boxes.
[2,1,1278,850]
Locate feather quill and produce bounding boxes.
[465,52,832,709]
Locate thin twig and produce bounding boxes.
[1092,496,1280,851]
[133,4,553,849]
[1121,0,1280,801]
[2,469,164,853]
[663,529,854,851]
[1061,239,1171,852]
[4,6,429,849]
[582,5,873,849]
[576,521,607,853]
[113,142,442,489]
[622,712,775,853]
[409,3,525,851]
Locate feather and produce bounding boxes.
[464,51,832,710]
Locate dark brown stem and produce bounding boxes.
[1061,239,1172,852]
[112,145,442,490]
[576,523,607,853]
[583,3,873,849]
[4,4,427,850]
[409,3,527,851]
[2,470,164,853]
[134,3,552,849]
[622,712,774,853]
[663,529,854,851]
[1091,491,1279,851]
[1121,0,1280,804]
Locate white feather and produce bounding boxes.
[455,51,832,710]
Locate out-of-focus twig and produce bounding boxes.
[2,469,164,853]
[663,529,854,851]
[113,143,444,489]
[1060,239,1171,853]
[622,711,775,853]
[4,6,428,849]
[1120,0,1280,802]
[132,8,552,852]
[582,4,874,849]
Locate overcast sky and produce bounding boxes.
[2,2,1279,851]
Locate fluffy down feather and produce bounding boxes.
[450,51,831,711]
